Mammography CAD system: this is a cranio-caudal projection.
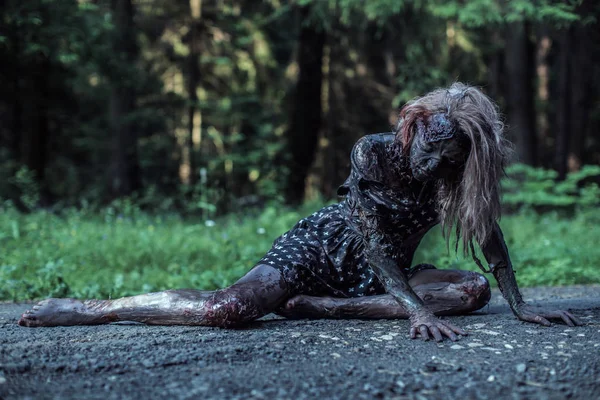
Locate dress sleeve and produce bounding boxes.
[349,134,388,183]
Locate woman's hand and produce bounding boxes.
[409,308,467,342]
[514,303,582,327]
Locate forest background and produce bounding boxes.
[1,0,600,301]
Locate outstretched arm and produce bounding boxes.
[480,222,581,327]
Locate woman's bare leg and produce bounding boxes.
[18,264,288,328]
[278,269,491,319]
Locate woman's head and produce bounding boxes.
[395,82,513,252]
[408,113,471,182]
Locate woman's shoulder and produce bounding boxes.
[350,133,395,182]
[352,132,395,155]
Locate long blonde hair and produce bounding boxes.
[396,82,513,253]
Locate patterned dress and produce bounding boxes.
[258,133,440,297]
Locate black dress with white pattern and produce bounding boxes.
[258,133,440,298]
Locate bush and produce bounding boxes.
[502,163,600,211]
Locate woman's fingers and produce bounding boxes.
[437,324,458,341]
[521,313,551,327]
[410,308,583,342]
[410,321,466,341]
[518,306,583,327]
[564,311,583,326]
[429,326,444,342]
[419,325,430,341]
[409,313,468,342]
[558,312,575,327]
[443,321,467,336]
[410,327,417,339]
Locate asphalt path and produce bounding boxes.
[1,286,599,400]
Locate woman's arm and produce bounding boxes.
[481,222,581,327]
[364,235,424,314]
[363,219,466,342]
[479,223,525,312]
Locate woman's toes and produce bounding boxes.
[18,314,37,327]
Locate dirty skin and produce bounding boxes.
[279,269,491,320]
[19,264,491,341]
[18,248,581,340]
[19,264,289,328]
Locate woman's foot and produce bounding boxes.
[18,298,113,327]
[277,295,338,319]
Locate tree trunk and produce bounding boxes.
[534,28,552,167]
[554,28,571,180]
[485,30,504,111]
[108,0,140,198]
[505,22,537,165]
[567,4,594,170]
[285,7,325,205]
[184,0,203,185]
[321,26,345,200]
[8,23,22,160]
[22,56,50,186]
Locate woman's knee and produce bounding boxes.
[205,282,290,328]
[458,272,491,312]
[414,270,491,314]
[201,265,291,327]
[201,290,254,327]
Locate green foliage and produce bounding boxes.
[1,200,599,301]
[7,167,41,211]
[0,201,321,300]
[297,0,581,28]
[502,163,600,210]
[0,0,174,204]
[415,208,600,287]
[427,0,580,27]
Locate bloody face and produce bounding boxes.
[409,132,470,182]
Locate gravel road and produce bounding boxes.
[1,286,599,400]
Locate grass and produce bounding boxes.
[1,202,599,301]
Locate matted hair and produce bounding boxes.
[395,82,513,254]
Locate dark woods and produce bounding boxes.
[1,0,599,214]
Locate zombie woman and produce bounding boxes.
[19,83,581,341]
